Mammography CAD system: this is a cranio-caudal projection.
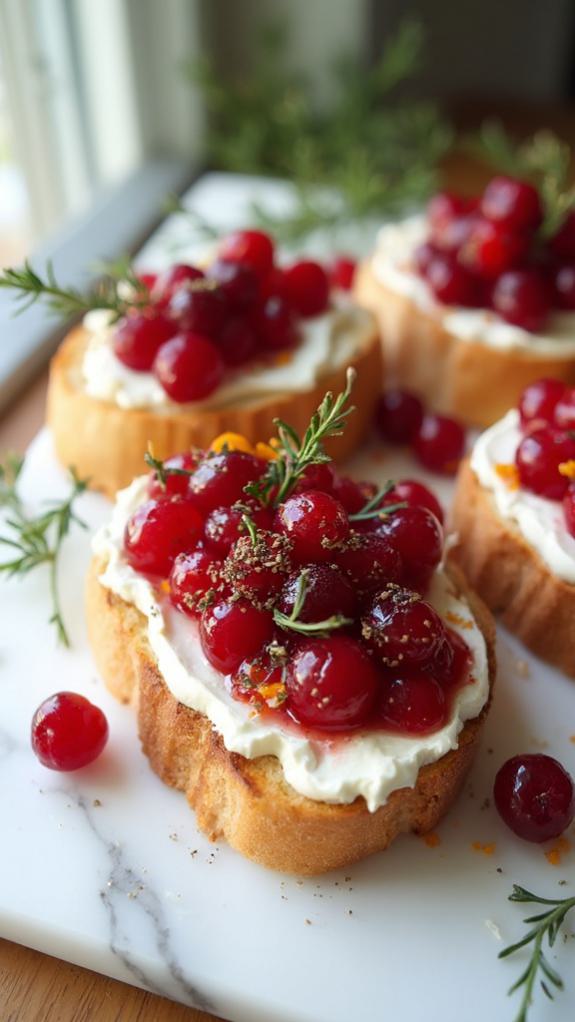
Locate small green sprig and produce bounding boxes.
[0,458,88,646]
[143,449,197,490]
[348,482,407,523]
[499,884,575,1022]
[0,260,151,321]
[246,367,356,508]
[273,568,353,635]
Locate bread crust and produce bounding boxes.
[451,458,575,677]
[47,320,382,497]
[354,260,575,429]
[86,556,496,874]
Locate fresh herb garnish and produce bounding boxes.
[0,260,151,321]
[240,513,258,544]
[499,883,575,1022]
[0,457,89,645]
[348,482,407,523]
[143,449,197,490]
[273,568,353,635]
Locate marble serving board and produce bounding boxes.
[1,428,575,1022]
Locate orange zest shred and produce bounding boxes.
[545,836,571,867]
[558,459,575,479]
[494,463,520,490]
[422,832,441,848]
[259,682,287,703]
[445,611,473,630]
[254,441,279,462]
[159,579,170,594]
[210,432,254,455]
[472,841,496,855]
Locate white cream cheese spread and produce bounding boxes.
[470,409,575,584]
[372,215,575,356]
[93,477,489,811]
[81,298,372,411]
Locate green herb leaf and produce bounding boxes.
[348,482,408,522]
[273,568,353,636]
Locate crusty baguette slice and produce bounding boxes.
[48,318,382,498]
[86,555,496,875]
[354,259,575,429]
[451,458,575,678]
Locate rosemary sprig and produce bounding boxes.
[0,458,88,646]
[143,450,197,490]
[0,260,151,321]
[499,883,575,1022]
[246,367,356,507]
[273,568,353,636]
[348,482,407,523]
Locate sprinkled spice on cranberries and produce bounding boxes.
[334,532,403,595]
[188,451,266,513]
[169,547,222,617]
[384,479,444,524]
[518,378,567,428]
[275,490,350,563]
[200,598,274,674]
[379,673,446,734]
[113,311,177,371]
[361,585,448,669]
[375,389,424,444]
[222,531,292,605]
[515,426,575,499]
[153,333,224,402]
[278,564,356,623]
[375,505,443,592]
[219,230,275,278]
[413,413,466,474]
[282,260,330,317]
[31,692,109,771]
[285,636,379,731]
[204,504,273,556]
[494,754,575,843]
[148,452,198,500]
[124,498,203,576]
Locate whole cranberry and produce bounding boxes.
[383,479,444,525]
[555,387,575,431]
[200,598,274,674]
[426,253,482,306]
[331,475,373,514]
[207,259,259,309]
[256,295,299,351]
[519,378,567,429]
[222,531,292,604]
[427,192,476,241]
[188,451,266,513]
[124,498,203,576]
[218,317,259,366]
[204,504,273,556]
[113,312,177,371]
[334,532,403,596]
[285,636,379,731]
[329,256,356,291]
[167,284,227,337]
[375,389,424,444]
[491,269,551,332]
[31,692,109,771]
[282,260,330,317]
[480,176,542,232]
[219,230,275,278]
[294,463,335,495]
[375,505,443,592]
[515,426,575,499]
[275,490,350,563]
[153,333,224,402]
[549,211,575,262]
[413,414,466,475]
[169,547,222,617]
[494,754,575,842]
[379,673,446,734]
[552,263,575,310]
[361,585,448,669]
[152,264,204,304]
[278,565,356,623]
[148,452,198,500]
[460,218,528,280]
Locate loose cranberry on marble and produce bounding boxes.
[334,532,403,596]
[167,284,227,337]
[379,673,446,734]
[113,312,177,371]
[282,260,330,317]
[361,585,449,669]
[200,598,275,674]
[494,754,575,843]
[515,426,575,499]
[153,333,224,402]
[256,295,299,351]
[459,218,528,280]
[207,259,259,309]
[413,414,466,475]
[204,504,273,556]
[31,692,109,771]
[123,498,203,576]
[563,484,575,537]
[375,389,424,444]
[374,505,443,593]
[425,253,482,307]
[329,256,356,291]
[480,176,542,233]
[278,565,356,623]
[219,230,275,278]
[152,264,204,304]
[555,387,575,431]
[549,211,575,262]
[218,317,259,366]
[169,547,222,617]
[148,452,198,500]
[383,479,444,525]
[285,636,379,731]
[491,268,551,332]
[188,451,266,514]
[274,490,350,563]
[552,263,575,310]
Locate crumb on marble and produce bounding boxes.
[93,799,102,808]
[472,841,496,856]
[545,837,571,867]
[422,832,441,848]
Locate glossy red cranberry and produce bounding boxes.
[460,218,528,280]
[361,586,448,669]
[375,389,424,444]
[480,176,542,232]
[329,256,356,290]
[200,598,274,673]
[31,692,109,771]
[113,312,177,371]
[137,271,157,291]
[563,484,575,537]
[334,532,403,595]
[379,673,446,734]
[331,475,372,514]
[384,479,444,525]
[552,263,575,310]
[148,452,198,500]
[219,230,274,278]
[153,333,224,402]
[259,267,288,303]
[515,427,575,499]
[494,754,575,842]
[555,387,575,431]
[413,414,466,474]
[207,259,259,309]
[549,212,575,262]
[169,547,222,616]
[188,451,265,513]
[518,378,567,428]
[167,284,227,337]
[285,636,379,731]
[217,317,258,366]
[491,269,551,331]
[282,260,330,317]
[294,462,335,495]
[123,497,203,576]
[426,253,482,306]
[256,295,299,351]
[222,531,292,603]
[204,504,273,556]
[375,505,443,592]
[278,565,356,623]
[427,192,475,239]
[275,490,350,563]
[152,264,204,303]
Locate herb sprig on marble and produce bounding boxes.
[0,457,89,646]
[0,261,150,321]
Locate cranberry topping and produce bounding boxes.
[282,260,330,317]
[491,269,551,331]
[169,547,222,617]
[379,673,446,734]
[113,311,177,371]
[554,387,575,431]
[331,475,372,514]
[549,211,575,262]
[153,333,224,402]
[384,479,444,525]
[222,531,292,605]
[204,504,273,556]
[553,263,575,310]
[278,564,356,623]
[427,192,475,239]
[480,176,542,232]
[148,452,198,500]
[218,230,275,278]
[426,252,481,306]
[334,532,403,596]
[294,462,335,495]
[413,413,466,474]
[374,505,443,593]
[167,284,227,336]
[188,451,265,513]
[285,636,379,731]
[217,317,259,366]
[494,754,575,843]
[329,256,356,290]
[124,498,203,576]
[375,389,424,444]
[256,295,299,351]
[275,490,350,563]
[31,692,109,771]
[207,259,259,309]
[460,218,528,280]
[361,585,448,669]
[200,598,274,673]
[563,484,575,537]
[231,655,285,708]
[515,426,575,499]
[152,264,204,304]
[519,378,567,428]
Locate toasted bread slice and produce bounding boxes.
[354,260,575,429]
[451,458,575,677]
[48,318,382,498]
[86,555,495,874]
